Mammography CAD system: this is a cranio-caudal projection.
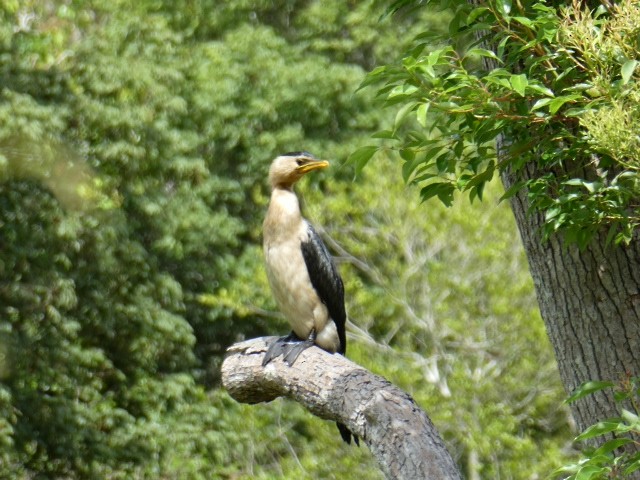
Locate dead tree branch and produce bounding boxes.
[221,337,462,480]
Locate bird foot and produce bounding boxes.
[262,329,317,367]
[337,422,359,446]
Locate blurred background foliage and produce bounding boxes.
[0,0,574,478]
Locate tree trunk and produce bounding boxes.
[467,0,640,436]
[221,337,462,480]
[501,163,640,434]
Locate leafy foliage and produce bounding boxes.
[357,0,640,248]
[554,377,640,479]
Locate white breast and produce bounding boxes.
[265,228,326,336]
[263,189,338,352]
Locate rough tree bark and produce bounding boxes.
[221,337,462,480]
[502,164,640,434]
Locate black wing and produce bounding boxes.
[300,222,347,354]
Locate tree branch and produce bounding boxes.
[221,337,462,480]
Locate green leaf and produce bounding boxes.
[464,162,495,192]
[575,464,608,480]
[621,408,640,426]
[566,381,614,404]
[575,420,622,442]
[496,0,512,17]
[399,147,415,162]
[402,154,424,183]
[466,6,489,25]
[624,459,640,475]
[358,65,387,90]
[426,47,452,67]
[388,84,419,99]
[510,74,528,97]
[526,83,555,97]
[563,178,586,186]
[497,34,510,59]
[372,130,399,140]
[416,103,429,128]
[466,48,502,63]
[545,206,561,222]
[605,224,620,247]
[395,102,417,130]
[499,180,526,202]
[420,182,455,207]
[531,97,554,111]
[552,463,580,476]
[348,146,378,176]
[512,16,533,27]
[436,152,450,172]
[549,94,581,114]
[592,437,633,456]
[621,59,638,85]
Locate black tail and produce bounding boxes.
[337,422,359,446]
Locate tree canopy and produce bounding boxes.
[356,0,640,248]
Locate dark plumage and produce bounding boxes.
[301,223,347,355]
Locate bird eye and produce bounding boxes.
[296,159,304,166]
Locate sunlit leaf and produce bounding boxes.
[510,74,528,96]
[416,102,430,128]
[532,97,554,111]
[466,48,503,63]
[621,408,640,426]
[348,146,379,176]
[621,59,638,85]
[566,380,614,404]
[526,83,555,97]
[549,94,581,114]
[574,464,608,480]
[496,0,512,17]
[575,420,622,441]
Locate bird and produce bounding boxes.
[261,151,358,445]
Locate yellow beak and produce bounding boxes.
[296,159,329,174]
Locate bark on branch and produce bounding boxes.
[221,337,461,480]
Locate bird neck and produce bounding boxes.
[264,187,304,242]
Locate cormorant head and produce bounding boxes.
[268,151,329,189]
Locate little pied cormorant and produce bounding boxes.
[261,151,357,445]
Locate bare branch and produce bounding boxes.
[221,337,462,480]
